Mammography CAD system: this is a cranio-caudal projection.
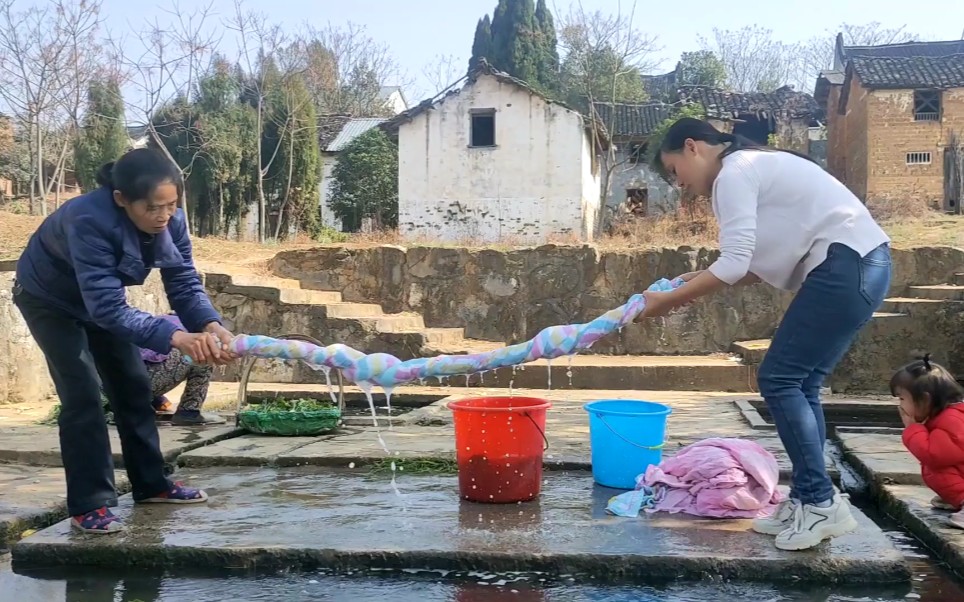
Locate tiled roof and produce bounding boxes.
[679,85,821,121]
[850,54,964,89]
[326,117,388,152]
[592,102,672,138]
[318,115,352,150]
[640,68,679,101]
[843,39,964,61]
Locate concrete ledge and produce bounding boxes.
[0,466,130,550]
[12,467,909,585]
[836,430,923,486]
[878,484,964,578]
[0,425,244,467]
[834,430,964,577]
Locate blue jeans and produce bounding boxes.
[758,242,891,505]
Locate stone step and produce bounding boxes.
[322,302,388,318]
[731,339,770,365]
[906,284,964,301]
[419,328,473,346]
[730,311,910,367]
[481,354,753,392]
[422,339,507,356]
[277,288,345,305]
[373,313,426,332]
[879,297,945,315]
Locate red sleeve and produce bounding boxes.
[903,421,964,469]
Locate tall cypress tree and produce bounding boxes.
[488,0,511,71]
[505,0,541,85]
[468,15,493,73]
[475,0,558,93]
[74,79,128,192]
[535,0,559,90]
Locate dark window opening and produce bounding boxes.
[732,116,770,145]
[628,142,649,164]
[626,188,648,215]
[470,111,496,147]
[914,90,940,122]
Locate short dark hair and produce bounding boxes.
[653,117,817,182]
[890,354,964,418]
[96,148,183,203]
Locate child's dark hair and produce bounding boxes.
[96,148,183,202]
[653,117,818,183]
[890,354,964,417]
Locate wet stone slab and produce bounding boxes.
[13,467,908,584]
[0,425,242,467]
[879,485,964,577]
[178,429,838,483]
[0,465,129,549]
[836,428,922,485]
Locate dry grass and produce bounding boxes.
[1,203,962,266]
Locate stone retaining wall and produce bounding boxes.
[0,270,169,404]
[271,244,964,356]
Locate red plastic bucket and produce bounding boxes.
[447,396,551,504]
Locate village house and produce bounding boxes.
[679,85,824,156]
[317,115,388,231]
[378,86,409,116]
[591,101,676,215]
[591,85,823,217]
[816,36,964,212]
[383,61,605,244]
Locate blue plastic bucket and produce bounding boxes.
[583,400,672,489]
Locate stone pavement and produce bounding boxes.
[180,388,839,481]
[0,418,238,549]
[12,467,909,585]
[0,465,129,550]
[0,385,914,587]
[836,428,964,576]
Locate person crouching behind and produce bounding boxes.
[892,355,964,527]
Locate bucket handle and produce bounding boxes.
[596,414,665,450]
[523,412,550,452]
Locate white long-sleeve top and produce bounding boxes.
[707,149,891,291]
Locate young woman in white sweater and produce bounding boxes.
[640,118,892,551]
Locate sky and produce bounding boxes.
[71,0,964,102]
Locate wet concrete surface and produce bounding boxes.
[837,429,922,485]
[0,424,241,467]
[178,427,840,484]
[0,465,129,549]
[13,467,908,584]
[835,428,964,578]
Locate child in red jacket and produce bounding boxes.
[891,355,964,528]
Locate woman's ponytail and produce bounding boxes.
[95,162,115,189]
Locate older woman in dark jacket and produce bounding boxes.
[14,148,235,533]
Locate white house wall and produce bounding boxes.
[397,74,593,244]
[607,149,678,215]
[318,153,341,230]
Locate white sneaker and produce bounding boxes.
[775,494,858,551]
[752,498,800,535]
[947,510,964,530]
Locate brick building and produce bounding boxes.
[816,37,964,211]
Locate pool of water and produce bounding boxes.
[4,526,964,602]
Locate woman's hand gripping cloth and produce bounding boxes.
[607,438,784,518]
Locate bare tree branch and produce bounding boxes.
[110,0,220,232]
[419,53,463,98]
[557,0,660,234]
[298,21,411,116]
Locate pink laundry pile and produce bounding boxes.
[606,438,784,519]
